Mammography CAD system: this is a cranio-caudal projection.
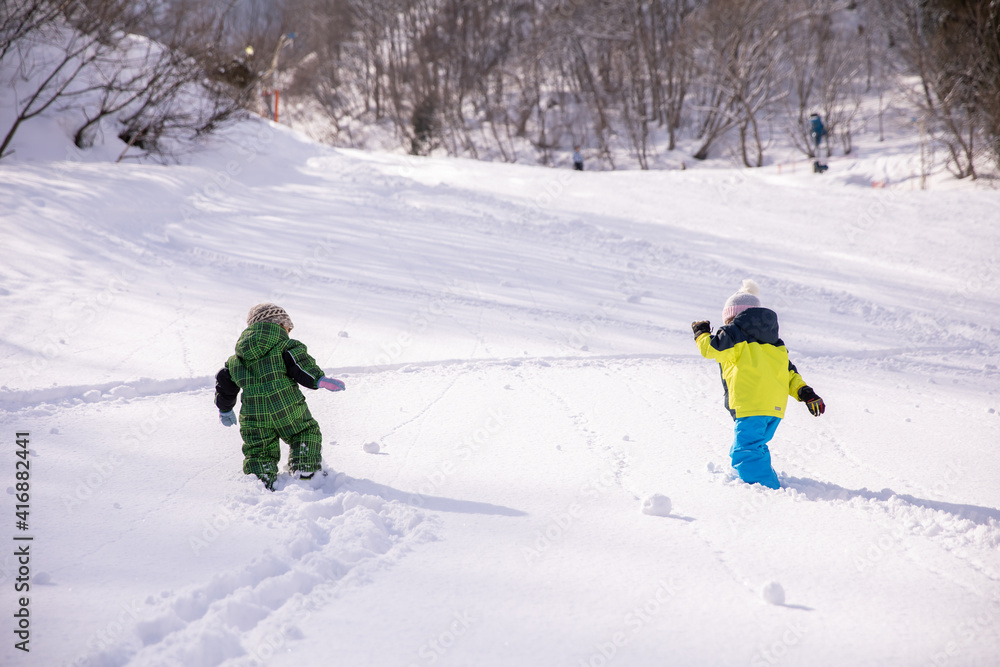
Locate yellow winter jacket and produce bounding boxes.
[696,308,807,419]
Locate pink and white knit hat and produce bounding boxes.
[722,279,761,321]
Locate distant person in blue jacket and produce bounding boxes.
[692,280,826,489]
[809,113,829,173]
[809,113,825,151]
[572,146,584,171]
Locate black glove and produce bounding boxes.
[798,386,825,416]
[692,320,711,340]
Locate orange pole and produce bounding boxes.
[274,90,280,124]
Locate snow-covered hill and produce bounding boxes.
[1,117,999,667]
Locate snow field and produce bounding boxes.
[0,117,998,666]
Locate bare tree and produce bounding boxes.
[0,0,134,159]
[0,0,71,62]
[614,37,652,169]
[69,39,172,149]
[969,1,1000,172]
[782,1,831,157]
[877,0,991,179]
[691,0,785,166]
[632,0,695,151]
[813,11,865,156]
[229,0,994,176]
[1,0,268,161]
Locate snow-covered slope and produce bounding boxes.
[1,118,999,667]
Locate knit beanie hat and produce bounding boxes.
[247,303,294,331]
[722,279,761,322]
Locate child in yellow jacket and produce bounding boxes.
[693,280,825,489]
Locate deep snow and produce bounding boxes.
[1,116,999,667]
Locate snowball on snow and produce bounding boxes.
[641,494,672,517]
[363,441,381,454]
[761,581,785,605]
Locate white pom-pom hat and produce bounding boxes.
[722,279,761,322]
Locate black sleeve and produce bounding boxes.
[283,349,319,390]
[215,367,240,412]
[709,324,743,353]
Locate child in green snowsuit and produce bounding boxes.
[215,303,345,490]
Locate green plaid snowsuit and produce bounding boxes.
[215,322,324,486]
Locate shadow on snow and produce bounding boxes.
[783,476,1000,526]
[343,476,528,517]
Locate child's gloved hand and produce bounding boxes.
[219,410,238,427]
[691,320,711,339]
[798,386,825,416]
[318,376,346,392]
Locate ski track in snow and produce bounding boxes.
[782,477,1000,571]
[700,465,1000,590]
[74,474,436,667]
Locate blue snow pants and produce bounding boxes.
[730,416,782,489]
